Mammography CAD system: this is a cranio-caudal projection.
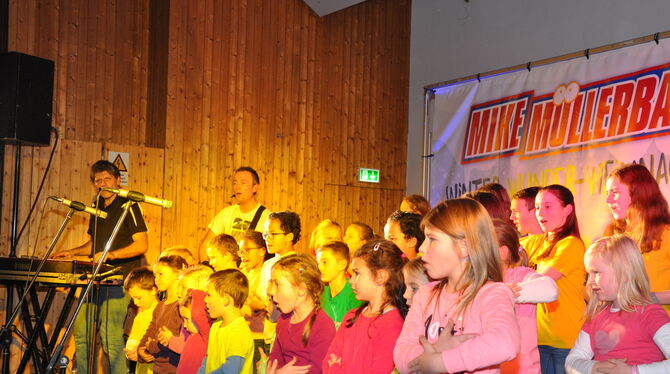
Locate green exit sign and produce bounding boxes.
[359,168,380,183]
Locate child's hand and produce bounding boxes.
[595,359,631,374]
[408,337,445,374]
[266,358,278,374]
[429,319,477,352]
[257,347,269,373]
[137,342,154,363]
[506,282,521,298]
[267,357,310,374]
[123,347,138,361]
[157,326,174,346]
[593,361,616,373]
[327,353,342,367]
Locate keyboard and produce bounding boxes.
[0,257,114,285]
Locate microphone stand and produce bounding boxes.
[45,200,135,373]
[0,208,76,367]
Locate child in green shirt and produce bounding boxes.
[316,241,362,327]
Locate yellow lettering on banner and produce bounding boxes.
[585,163,603,195]
[602,160,618,182]
[507,174,525,195]
[565,165,576,192]
[540,169,553,186]
[658,153,669,185]
[550,166,564,184]
[528,171,541,187]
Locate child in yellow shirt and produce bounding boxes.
[200,269,254,374]
[123,267,159,374]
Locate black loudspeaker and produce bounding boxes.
[0,52,54,146]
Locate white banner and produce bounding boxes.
[429,38,670,243]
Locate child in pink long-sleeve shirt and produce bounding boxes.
[394,198,521,374]
[169,265,214,374]
[492,219,558,374]
[323,240,408,374]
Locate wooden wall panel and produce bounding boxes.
[3,0,410,257]
[2,1,409,368]
[158,0,410,255]
[7,0,151,146]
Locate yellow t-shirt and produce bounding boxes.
[206,316,255,374]
[526,234,586,349]
[519,234,538,251]
[635,226,670,314]
[126,302,157,374]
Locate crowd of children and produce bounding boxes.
[115,163,670,374]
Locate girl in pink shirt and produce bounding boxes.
[492,219,558,374]
[565,235,670,373]
[394,198,520,374]
[267,254,336,374]
[323,240,408,374]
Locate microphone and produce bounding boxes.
[80,266,123,281]
[50,197,108,219]
[101,187,173,208]
[94,266,123,281]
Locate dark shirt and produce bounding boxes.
[88,195,148,276]
[139,300,182,373]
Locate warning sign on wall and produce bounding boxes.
[108,151,130,186]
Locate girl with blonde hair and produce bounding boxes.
[267,254,336,374]
[565,235,670,373]
[343,222,375,257]
[308,219,343,257]
[393,198,520,373]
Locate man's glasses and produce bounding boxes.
[94,177,115,185]
[262,232,286,240]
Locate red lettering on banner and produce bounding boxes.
[551,102,573,148]
[566,93,585,145]
[486,107,500,153]
[627,75,657,133]
[494,104,513,151]
[462,94,532,163]
[580,90,598,143]
[608,82,634,137]
[461,62,670,163]
[465,111,482,157]
[649,71,670,129]
[526,101,554,153]
[460,65,670,163]
[593,86,613,141]
[509,101,526,148]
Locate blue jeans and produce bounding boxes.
[73,286,129,374]
[539,345,569,374]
